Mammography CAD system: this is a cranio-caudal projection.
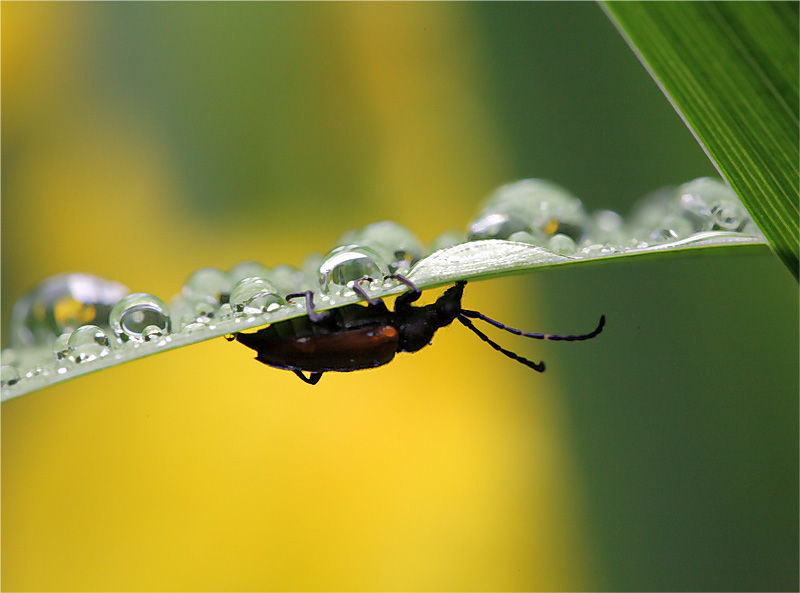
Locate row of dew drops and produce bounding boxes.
[2,177,761,389]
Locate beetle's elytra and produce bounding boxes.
[235,277,605,385]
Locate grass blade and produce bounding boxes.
[602,1,799,279]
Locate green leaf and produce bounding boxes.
[602,1,799,280]
[0,234,767,402]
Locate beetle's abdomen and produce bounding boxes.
[241,325,399,372]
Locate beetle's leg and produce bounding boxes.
[353,278,382,307]
[457,314,545,372]
[286,291,328,322]
[387,274,422,307]
[294,370,323,385]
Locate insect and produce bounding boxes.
[235,276,605,385]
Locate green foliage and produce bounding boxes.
[603,1,799,280]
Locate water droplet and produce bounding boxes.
[109,293,171,343]
[192,298,218,321]
[141,325,165,342]
[711,202,748,231]
[301,254,324,289]
[548,233,577,254]
[633,177,754,240]
[217,303,234,320]
[468,179,587,241]
[9,273,129,348]
[587,210,625,245]
[469,212,530,240]
[429,230,466,253]
[647,215,695,243]
[677,177,752,231]
[741,219,763,237]
[338,221,425,272]
[264,264,306,295]
[183,321,208,334]
[67,324,111,363]
[53,332,73,360]
[318,245,390,294]
[229,277,285,315]
[229,261,271,284]
[507,231,545,246]
[1,364,20,387]
[182,268,231,303]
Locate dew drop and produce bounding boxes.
[109,293,171,343]
[182,268,232,303]
[469,179,587,241]
[9,273,129,348]
[264,264,306,295]
[548,233,577,254]
[183,321,208,334]
[67,324,111,363]
[338,221,425,273]
[229,277,285,315]
[587,210,625,245]
[429,229,466,253]
[141,325,165,342]
[318,245,390,294]
[1,364,20,387]
[647,215,695,243]
[53,332,73,361]
[469,212,530,240]
[229,261,271,284]
[507,231,544,246]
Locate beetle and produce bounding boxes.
[235,276,605,384]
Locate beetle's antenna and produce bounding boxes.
[457,314,545,372]
[460,310,605,341]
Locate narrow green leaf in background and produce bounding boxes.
[602,1,799,280]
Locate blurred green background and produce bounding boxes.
[2,3,797,591]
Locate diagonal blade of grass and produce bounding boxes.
[602,1,799,280]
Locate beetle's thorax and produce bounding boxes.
[394,281,465,353]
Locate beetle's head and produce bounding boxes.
[433,281,466,328]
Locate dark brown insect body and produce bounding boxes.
[235,279,604,385]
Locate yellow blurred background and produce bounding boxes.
[2,3,797,592]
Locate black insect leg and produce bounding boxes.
[460,310,606,341]
[294,370,323,385]
[457,314,546,372]
[353,278,382,306]
[286,291,328,322]
[387,274,422,307]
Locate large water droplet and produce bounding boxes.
[229,277,285,314]
[469,212,530,240]
[677,177,751,231]
[429,229,466,253]
[338,221,425,273]
[468,179,587,241]
[9,273,129,348]
[265,264,306,295]
[109,293,171,343]
[182,268,232,303]
[318,245,390,294]
[229,261,271,284]
[67,324,111,363]
[586,210,625,246]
